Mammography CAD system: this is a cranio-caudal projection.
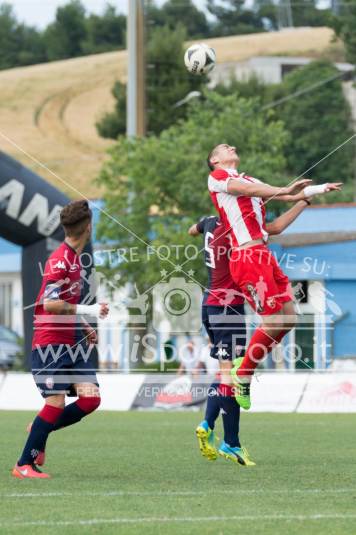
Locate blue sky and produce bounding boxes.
[9,0,209,29]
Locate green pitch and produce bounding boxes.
[1,411,356,535]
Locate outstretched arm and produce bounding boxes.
[266,200,309,235]
[266,182,342,202]
[266,182,343,235]
[227,178,312,198]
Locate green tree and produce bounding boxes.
[0,3,23,69]
[208,0,265,36]
[161,0,209,38]
[44,0,87,61]
[96,92,288,294]
[277,60,354,189]
[146,0,209,37]
[96,25,205,138]
[96,80,126,139]
[17,25,46,66]
[82,4,126,55]
[332,0,356,65]
[291,0,331,27]
[0,3,45,69]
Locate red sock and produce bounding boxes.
[38,404,64,424]
[76,396,101,414]
[238,328,289,377]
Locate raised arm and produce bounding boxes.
[266,182,343,235]
[266,200,309,235]
[265,182,342,202]
[227,178,312,199]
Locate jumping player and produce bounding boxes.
[189,199,321,465]
[12,200,109,479]
[207,143,342,409]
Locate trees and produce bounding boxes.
[96,92,288,293]
[332,0,356,65]
[291,0,331,27]
[160,0,209,38]
[145,25,204,134]
[277,60,354,190]
[96,25,205,138]
[0,3,45,69]
[207,0,265,36]
[82,4,126,55]
[96,81,126,139]
[43,0,87,61]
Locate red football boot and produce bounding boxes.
[12,464,50,479]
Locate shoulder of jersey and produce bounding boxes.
[46,245,68,269]
[210,169,229,180]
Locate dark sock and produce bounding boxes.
[218,384,241,448]
[18,405,63,466]
[52,402,87,431]
[205,382,220,430]
[53,396,101,431]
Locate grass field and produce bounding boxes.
[0,27,341,197]
[1,411,355,534]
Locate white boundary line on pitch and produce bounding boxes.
[2,513,356,528]
[3,488,356,499]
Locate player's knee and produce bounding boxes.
[46,395,65,410]
[77,395,101,414]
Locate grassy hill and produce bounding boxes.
[0,27,341,198]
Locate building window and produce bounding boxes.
[0,283,12,328]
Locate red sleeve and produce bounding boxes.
[43,253,69,284]
[211,169,229,181]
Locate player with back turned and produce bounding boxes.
[207,143,342,410]
[12,200,109,479]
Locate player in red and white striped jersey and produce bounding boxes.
[207,143,342,409]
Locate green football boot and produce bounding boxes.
[218,441,256,466]
[231,357,251,410]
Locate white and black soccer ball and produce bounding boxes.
[184,43,216,75]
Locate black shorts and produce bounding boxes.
[202,304,246,361]
[32,344,99,398]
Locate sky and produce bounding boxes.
[8,0,209,29]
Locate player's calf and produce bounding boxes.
[52,395,101,431]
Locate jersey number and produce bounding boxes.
[204,232,215,268]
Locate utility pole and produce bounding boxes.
[277,0,294,29]
[127,0,146,137]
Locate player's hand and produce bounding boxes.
[99,303,109,319]
[84,327,97,345]
[284,179,313,196]
[325,182,343,192]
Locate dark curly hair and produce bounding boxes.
[60,200,92,238]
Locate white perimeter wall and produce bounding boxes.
[1,372,356,412]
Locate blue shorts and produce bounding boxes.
[202,305,246,361]
[32,344,99,398]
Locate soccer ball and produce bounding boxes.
[184,43,216,75]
